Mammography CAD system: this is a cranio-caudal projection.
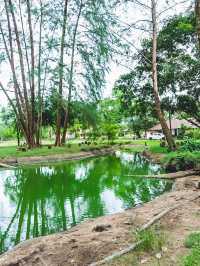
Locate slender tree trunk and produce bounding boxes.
[55,0,69,146]
[1,1,28,138]
[18,0,31,89]
[16,123,20,147]
[195,0,200,48]
[151,0,176,150]
[169,110,172,133]
[61,0,83,144]
[27,0,36,147]
[8,0,34,148]
[36,0,43,146]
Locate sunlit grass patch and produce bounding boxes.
[183,247,200,266]
[184,232,200,248]
[135,227,166,253]
[182,232,200,266]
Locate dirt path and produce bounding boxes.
[0,175,200,266]
[107,189,200,266]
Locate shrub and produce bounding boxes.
[184,129,200,140]
[165,154,196,172]
[185,232,200,248]
[0,127,15,140]
[182,232,200,266]
[183,248,200,266]
[180,139,200,152]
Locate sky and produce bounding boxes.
[0,0,192,106]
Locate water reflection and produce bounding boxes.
[0,152,172,253]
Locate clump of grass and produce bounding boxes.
[135,227,166,252]
[183,248,200,266]
[185,232,200,248]
[182,232,200,266]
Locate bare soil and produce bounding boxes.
[0,173,200,266]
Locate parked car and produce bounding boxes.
[146,132,165,140]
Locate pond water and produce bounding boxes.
[0,151,172,253]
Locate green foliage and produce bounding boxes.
[184,129,200,140]
[0,127,15,140]
[135,227,166,252]
[183,232,200,266]
[183,248,200,266]
[97,98,122,140]
[114,12,200,132]
[177,96,200,125]
[185,232,200,248]
[101,123,119,141]
[165,154,196,172]
[180,139,200,152]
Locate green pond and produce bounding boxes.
[0,151,172,253]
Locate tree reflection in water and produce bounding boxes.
[0,151,172,253]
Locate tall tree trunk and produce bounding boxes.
[151,0,176,151]
[61,0,83,144]
[36,0,43,146]
[18,0,31,89]
[195,0,200,48]
[55,0,69,146]
[0,5,29,142]
[27,0,36,147]
[8,0,34,148]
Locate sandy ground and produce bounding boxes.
[0,173,200,266]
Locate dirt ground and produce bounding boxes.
[0,173,199,266]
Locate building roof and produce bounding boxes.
[149,119,199,131]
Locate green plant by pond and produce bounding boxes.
[183,232,200,266]
[0,151,172,253]
[135,227,166,253]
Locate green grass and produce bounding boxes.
[162,151,200,163]
[4,138,199,164]
[135,227,166,253]
[185,232,200,248]
[183,232,200,266]
[0,142,111,159]
[0,139,168,159]
[183,248,200,266]
[121,140,169,154]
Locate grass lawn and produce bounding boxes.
[0,139,164,159]
[127,139,169,154]
[0,142,113,159]
[2,138,199,162]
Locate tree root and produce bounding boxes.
[125,170,199,179]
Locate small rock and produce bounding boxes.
[162,246,168,252]
[92,224,111,232]
[141,258,148,264]
[69,238,76,243]
[195,181,200,189]
[155,253,162,259]
[124,220,133,225]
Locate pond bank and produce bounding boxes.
[0,147,116,166]
[0,143,144,167]
[0,171,199,266]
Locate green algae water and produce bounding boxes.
[0,151,172,253]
